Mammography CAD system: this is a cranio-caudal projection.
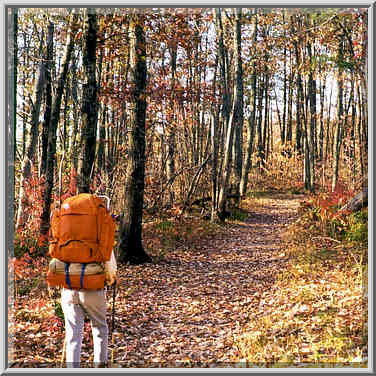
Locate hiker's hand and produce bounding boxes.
[106,273,116,286]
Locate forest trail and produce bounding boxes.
[110,193,305,367]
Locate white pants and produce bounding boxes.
[61,288,108,367]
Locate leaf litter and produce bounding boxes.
[10,194,366,368]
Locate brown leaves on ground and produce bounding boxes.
[110,194,302,367]
[10,193,366,368]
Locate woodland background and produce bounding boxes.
[9,7,368,367]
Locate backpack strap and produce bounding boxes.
[64,262,72,290]
[80,263,87,289]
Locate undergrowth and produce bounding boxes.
[231,188,368,367]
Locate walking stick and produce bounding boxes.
[60,336,66,367]
[111,280,116,365]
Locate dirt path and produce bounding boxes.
[110,194,304,367]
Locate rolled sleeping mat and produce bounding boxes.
[47,271,105,290]
[49,258,104,275]
[47,258,105,290]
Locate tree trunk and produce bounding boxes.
[240,28,257,188]
[13,9,18,179]
[281,11,287,146]
[77,8,99,193]
[118,13,151,264]
[318,73,325,162]
[286,55,294,145]
[305,39,316,192]
[166,38,177,205]
[40,23,54,177]
[70,57,80,171]
[16,28,47,228]
[212,7,234,221]
[40,11,78,236]
[232,8,244,200]
[240,19,257,198]
[340,186,367,213]
[331,37,345,192]
[294,50,303,152]
[256,76,264,169]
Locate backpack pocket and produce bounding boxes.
[57,240,102,263]
[97,207,116,261]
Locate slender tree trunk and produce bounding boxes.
[40,23,54,177]
[118,13,151,264]
[212,7,234,221]
[286,55,294,145]
[357,83,365,181]
[294,54,303,152]
[21,32,28,160]
[13,9,18,179]
[331,37,345,192]
[77,8,99,193]
[210,56,219,222]
[350,78,357,188]
[70,56,79,171]
[210,111,219,222]
[40,11,77,236]
[215,8,231,126]
[240,13,257,197]
[306,40,316,191]
[232,8,244,201]
[166,38,178,206]
[16,29,47,228]
[282,11,287,146]
[216,102,236,220]
[97,103,107,172]
[262,74,269,162]
[318,73,325,162]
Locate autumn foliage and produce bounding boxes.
[10,6,368,369]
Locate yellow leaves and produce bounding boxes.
[232,234,367,366]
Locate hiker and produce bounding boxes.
[61,250,117,367]
[47,193,117,367]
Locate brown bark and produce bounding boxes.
[40,11,78,236]
[77,8,99,193]
[118,13,151,264]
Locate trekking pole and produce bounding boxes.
[111,280,116,365]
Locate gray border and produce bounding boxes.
[2,1,374,375]
[6,3,14,376]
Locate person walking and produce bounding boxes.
[47,193,118,368]
[60,250,117,368]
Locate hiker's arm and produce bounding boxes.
[105,250,117,285]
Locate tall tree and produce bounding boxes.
[232,8,244,200]
[77,8,99,193]
[304,20,317,192]
[331,35,345,192]
[40,22,54,177]
[214,8,241,221]
[40,11,78,235]
[118,12,151,264]
[12,8,18,179]
[239,11,257,196]
[16,27,48,228]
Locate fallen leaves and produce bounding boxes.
[11,194,367,368]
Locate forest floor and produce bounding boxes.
[10,191,367,368]
[101,192,303,367]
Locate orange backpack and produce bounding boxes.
[48,193,116,263]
